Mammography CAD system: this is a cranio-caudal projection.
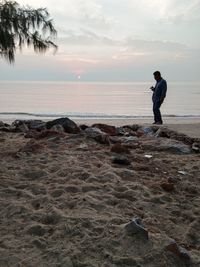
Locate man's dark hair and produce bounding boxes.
[153,71,161,76]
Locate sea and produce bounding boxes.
[0,81,200,122]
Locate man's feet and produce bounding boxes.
[152,121,163,125]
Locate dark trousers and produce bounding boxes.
[153,101,162,123]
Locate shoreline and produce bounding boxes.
[1,116,200,124]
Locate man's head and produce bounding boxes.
[153,71,161,82]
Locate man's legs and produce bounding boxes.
[153,101,162,124]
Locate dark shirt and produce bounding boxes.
[152,78,167,103]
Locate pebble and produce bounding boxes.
[112,156,131,165]
[165,239,191,267]
[192,142,200,153]
[144,154,153,159]
[124,218,149,240]
[178,171,187,175]
[160,182,174,192]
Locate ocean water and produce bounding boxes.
[0,81,200,121]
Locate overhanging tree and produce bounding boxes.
[0,0,57,63]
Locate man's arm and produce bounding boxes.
[160,80,167,103]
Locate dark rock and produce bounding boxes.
[85,127,110,144]
[151,125,160,131]
[141,139,191,154]
[161,182,174,192]
[0,125,17,132]
[139,126,155,135]
[111,143,130,154]
[165,239,191,267]
[179,247,192,265]
[118,126,138,137]
[120,136,139,143]
[116,127,126,136]
[92,123,117,136]
[46,117,80,134]
[12,119,45,131]
[123,124,140,131]
[0,121,10,127]
[163,140,191,154]
[112,156,131,165]
[51,124,65,132]
[17,123,29,133]
[166,241,178,252]
[12,119,43,127]
[136,130,145,137]
[134,126,160,138]
[155,128,170,138]
[109,136,122,143]
[124,218,149,239]
[79,124,88,130]
[155,127,197,145]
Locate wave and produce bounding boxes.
[0,112,200,119]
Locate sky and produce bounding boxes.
[1,0,200,81]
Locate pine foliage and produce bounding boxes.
[0,0,57,63]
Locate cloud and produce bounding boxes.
[58,28,119,46]
[57,54,100,64]
[125,38,189,52]
[112,52,146,61]
[18,0,116,30]
[162,1,200,24]
[3,0,200,82]
[129,0,200,24]
[108,38,200,68]
[77,0,116,28]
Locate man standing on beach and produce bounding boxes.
[150,71,167,125]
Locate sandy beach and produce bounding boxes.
[1,0,200,265]
[0,118,199,266]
